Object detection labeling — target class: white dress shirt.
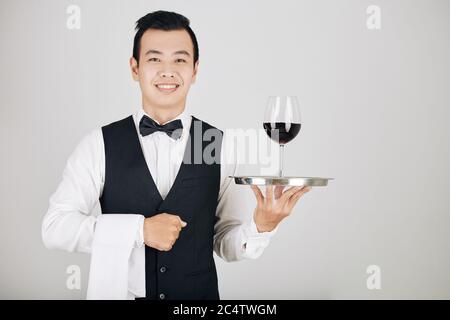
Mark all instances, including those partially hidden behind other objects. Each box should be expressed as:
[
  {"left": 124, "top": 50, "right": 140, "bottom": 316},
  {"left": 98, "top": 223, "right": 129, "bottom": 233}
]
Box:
[{"left": 42, "top": 107, "right": 277, "bottom": 299}]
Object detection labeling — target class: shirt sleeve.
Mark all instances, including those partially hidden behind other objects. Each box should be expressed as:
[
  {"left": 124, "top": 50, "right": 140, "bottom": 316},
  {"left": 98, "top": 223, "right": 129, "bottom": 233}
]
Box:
[
  {"left": 41, "top": 128, "right": 144, "bottom": 253},
  {"left": 213, "top": 132, "right": 278, "bottom": 262}
]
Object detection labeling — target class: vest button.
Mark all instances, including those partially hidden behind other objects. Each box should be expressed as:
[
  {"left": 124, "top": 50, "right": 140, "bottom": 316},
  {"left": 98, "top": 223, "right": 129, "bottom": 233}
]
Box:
[
  {"left": 159, "top": 293, "right": 166, "bottom": 300},
  {"left": 160, "top": 266, "right": 167, "bottom": 273}
]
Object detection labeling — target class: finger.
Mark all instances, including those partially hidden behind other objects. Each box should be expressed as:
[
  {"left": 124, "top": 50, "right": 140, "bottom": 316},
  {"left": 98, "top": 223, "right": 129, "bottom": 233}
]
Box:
[
  {"left": 176, "top": 216, "right": 187, "bottom": 228},
  {"left": 289, "top": 185, "right": 310, "bottom": 196},
  {"left": 250, "top": 185, "right": 264, "bottom": 203},
  {"left": 266, "top": 185, "right": 274, "bottom": 204},
  {"left": 287, "top": 187, "right": 311, "bottom": 209},
  {"left": 158, "top": 245, "right": 168, "bottom": 252},
  {"left": 274, "top": 186, "right": 285, "bottom": 200},
  {"left": 279, "top": 186, "right": 302, "bottom": 203}
]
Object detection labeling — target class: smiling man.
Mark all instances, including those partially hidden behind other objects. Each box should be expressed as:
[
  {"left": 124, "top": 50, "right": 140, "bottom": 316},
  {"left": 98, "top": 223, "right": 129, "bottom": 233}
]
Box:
[{"left": 42, "top": 10, "right": 311, "bottom": 300}]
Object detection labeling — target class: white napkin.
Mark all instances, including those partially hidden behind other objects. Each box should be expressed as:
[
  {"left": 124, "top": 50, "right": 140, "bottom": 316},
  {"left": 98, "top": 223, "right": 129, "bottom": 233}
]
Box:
[{"left": 87, "top": 214, "right": 145, "bottom": 300}]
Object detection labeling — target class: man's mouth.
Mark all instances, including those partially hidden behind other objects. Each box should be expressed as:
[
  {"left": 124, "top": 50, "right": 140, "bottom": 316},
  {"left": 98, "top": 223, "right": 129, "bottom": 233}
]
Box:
[{"left": 154, "top": 83, "right": 180, "bottom": 93}]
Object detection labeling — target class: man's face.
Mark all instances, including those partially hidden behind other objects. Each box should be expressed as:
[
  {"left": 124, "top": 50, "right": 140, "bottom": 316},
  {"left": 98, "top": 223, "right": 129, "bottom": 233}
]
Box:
[{"left": 130, "top": 29, "right": 198, "bottom": 110}]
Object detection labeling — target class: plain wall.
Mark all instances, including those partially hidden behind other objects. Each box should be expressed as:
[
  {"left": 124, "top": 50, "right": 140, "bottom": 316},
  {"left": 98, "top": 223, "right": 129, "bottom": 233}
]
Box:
[{"left": 0, "top": 0, "right": 449, "bottom": 299}]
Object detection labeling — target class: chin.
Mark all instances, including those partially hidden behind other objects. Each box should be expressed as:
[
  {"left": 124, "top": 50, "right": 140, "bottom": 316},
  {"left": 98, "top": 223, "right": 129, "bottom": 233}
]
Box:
[{"left": 152, "top": 99, "right": 183, "bottom": 109}]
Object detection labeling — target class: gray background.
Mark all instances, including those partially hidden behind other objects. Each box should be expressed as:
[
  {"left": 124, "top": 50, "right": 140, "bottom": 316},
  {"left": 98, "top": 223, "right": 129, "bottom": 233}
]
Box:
[{"left": 1, "top": 0, "right": 449, "bottom": 299}]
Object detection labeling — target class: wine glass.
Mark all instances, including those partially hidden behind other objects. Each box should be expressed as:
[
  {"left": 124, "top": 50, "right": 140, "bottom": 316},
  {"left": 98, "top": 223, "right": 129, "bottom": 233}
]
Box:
[{"left": 263, "top": 96, "right": 302, "bottom": 177}]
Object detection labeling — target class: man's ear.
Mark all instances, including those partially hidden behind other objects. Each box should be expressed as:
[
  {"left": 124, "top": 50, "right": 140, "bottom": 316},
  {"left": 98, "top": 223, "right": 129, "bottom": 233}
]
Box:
[
  {"left": 191, "top": 60, "right": 199, "bottom": 84},
  {"left": 130, "top": 57, "right": 139, "bottom": 81}
]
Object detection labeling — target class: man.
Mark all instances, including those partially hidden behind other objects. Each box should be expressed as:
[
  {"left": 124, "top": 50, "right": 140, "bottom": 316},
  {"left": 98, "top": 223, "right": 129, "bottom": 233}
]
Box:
[{"left": 42, "top": 10, "right": 311, "bottom": 300}]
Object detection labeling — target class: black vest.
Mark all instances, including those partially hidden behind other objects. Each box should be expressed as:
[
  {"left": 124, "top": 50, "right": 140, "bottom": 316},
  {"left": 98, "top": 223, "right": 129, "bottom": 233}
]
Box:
[{"left": 99, "top": 115, "right": 222, "bottom": 300}]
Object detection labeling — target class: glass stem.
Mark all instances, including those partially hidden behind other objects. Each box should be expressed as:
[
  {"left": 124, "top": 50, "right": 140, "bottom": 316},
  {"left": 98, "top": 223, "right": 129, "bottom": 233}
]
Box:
[{"left": 279, "top": 144, "right": 285, "bottom": 177}]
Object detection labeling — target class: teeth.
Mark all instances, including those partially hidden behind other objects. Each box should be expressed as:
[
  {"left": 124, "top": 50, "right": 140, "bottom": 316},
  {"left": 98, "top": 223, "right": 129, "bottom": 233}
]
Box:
[{"left": 156, "top": 84, "right": 178, "bottom": 89}]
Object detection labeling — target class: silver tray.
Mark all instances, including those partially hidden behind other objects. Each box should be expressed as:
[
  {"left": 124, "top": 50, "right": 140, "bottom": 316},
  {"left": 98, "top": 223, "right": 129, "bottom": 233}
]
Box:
[{"left": 229, "top": 175, "right": 333, "bottom": 187}]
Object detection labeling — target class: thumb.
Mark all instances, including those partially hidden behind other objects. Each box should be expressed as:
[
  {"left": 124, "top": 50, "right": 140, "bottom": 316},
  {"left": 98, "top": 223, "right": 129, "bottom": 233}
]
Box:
[{"left": 180, "top": 219, "right": 187, "bottom": 228}]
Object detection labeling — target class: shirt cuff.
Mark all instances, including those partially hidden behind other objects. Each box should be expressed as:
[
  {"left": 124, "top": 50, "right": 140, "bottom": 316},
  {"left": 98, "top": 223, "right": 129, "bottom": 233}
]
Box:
[
  {"left": 240, "top": 217, "right": 278, "bottom": 259},
  {"left": 249, "top": 216, "right": 278, "bottom": 238},
  {"left": 135, "top": 215, "right": 145, "bottom": 248}
]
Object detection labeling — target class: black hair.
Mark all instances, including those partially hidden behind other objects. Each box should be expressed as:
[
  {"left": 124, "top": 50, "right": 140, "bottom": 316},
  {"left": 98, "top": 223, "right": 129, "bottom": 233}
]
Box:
[{"left": 132, "top": 10, "right": 199, "bottom": 66}]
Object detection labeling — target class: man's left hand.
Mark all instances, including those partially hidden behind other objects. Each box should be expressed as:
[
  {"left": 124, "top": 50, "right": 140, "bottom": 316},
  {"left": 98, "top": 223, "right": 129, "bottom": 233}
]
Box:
[{"left": 250, "top": 185, "right": 311, "bottom": 233}]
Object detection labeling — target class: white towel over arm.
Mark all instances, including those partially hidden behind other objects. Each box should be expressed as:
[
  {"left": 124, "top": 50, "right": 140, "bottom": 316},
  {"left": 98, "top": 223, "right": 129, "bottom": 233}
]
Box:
[{"left": 87, "top": 214, "right": 145, "bottom": 300}]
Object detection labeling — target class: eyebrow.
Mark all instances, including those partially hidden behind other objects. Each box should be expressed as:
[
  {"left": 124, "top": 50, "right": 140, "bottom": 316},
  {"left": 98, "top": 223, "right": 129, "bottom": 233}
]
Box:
[{"left": 145, "top": 49, "right": 191, "bottom": 57}]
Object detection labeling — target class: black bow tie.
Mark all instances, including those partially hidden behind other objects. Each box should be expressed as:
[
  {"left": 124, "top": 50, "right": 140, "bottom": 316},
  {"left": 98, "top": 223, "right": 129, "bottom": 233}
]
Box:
[{"left": 139, "top": 115, "right": 183, "bottom": 140}]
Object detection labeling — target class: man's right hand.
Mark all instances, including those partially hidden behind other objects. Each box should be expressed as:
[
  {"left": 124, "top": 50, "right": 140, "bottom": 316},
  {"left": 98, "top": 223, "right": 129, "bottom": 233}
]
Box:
[{"left": 143, "top": 213, "right": 187, "bottom": 251}]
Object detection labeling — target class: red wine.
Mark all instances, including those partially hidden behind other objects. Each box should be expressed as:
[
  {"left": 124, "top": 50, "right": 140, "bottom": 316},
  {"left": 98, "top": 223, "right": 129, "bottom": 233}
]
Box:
[{"left": 263, "top": 122, "right": 301, "bottom": 144}]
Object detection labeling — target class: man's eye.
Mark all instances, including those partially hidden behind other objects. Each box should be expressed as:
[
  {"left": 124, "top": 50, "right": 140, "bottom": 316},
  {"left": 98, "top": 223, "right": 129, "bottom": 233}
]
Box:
[
  {"left": 175, "top": 59, "right": 186, "bottom": 63},
  {"left": 148, "top": 58, "right": 160, "bottom": 62}
]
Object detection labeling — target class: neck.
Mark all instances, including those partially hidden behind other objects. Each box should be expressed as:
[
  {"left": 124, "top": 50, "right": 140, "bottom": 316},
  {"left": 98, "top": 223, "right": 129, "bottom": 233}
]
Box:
[{"left": 142, "top": 102, "right": 185, "bottom": 124}]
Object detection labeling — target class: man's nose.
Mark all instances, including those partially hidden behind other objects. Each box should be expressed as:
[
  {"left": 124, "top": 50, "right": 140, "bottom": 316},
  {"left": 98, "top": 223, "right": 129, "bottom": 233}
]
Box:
[
  {"left": 158, "top": 68, "right": 176, "bottom": 78},
  {"left": 159, "top": 72, "right": 175, "bottom": 78}
]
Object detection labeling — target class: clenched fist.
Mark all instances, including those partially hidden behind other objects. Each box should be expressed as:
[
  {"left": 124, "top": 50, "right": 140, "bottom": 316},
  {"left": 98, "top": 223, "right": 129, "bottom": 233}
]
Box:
[{"left": 143, "top": 213, "right": 187, "bottom": 251}]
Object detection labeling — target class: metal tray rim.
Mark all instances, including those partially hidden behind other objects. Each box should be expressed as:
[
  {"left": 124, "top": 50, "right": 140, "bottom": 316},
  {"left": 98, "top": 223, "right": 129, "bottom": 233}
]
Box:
[{"left": 229, "top": 175, "right": 334, "bottom": 186}]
